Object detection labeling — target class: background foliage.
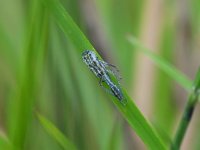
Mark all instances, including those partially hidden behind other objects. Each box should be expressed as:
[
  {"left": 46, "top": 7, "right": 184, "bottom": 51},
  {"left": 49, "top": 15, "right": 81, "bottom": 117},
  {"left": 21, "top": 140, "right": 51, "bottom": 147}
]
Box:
[{"left": 0, "top": 0, "right": 200, "bottom": 150}]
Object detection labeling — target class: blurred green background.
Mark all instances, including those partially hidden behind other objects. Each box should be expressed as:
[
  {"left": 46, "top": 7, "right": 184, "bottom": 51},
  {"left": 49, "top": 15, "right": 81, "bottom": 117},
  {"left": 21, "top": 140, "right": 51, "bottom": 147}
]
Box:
[{"left": 0, "top": 0, "right": 200, "bottom": 150}]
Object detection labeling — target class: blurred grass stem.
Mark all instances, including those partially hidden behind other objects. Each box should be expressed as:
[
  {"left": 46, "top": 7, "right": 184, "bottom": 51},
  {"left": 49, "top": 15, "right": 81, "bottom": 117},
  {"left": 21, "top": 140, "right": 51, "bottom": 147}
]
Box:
[{"left": 171, "top": 68, "right": 200, "bottom": 149}]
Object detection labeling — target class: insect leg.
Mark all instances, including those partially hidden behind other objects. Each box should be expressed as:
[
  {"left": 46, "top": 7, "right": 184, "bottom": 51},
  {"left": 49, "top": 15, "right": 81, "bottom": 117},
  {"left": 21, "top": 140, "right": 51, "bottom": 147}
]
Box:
[
  {"left": 99, "top": 76, "right": 104, "bottom": 86},
  {"left": 99, "top": 60, "right": 119, "bottom": 71},
  {"left": 99, "top": 60, "right": 122, "bottom": 81}
]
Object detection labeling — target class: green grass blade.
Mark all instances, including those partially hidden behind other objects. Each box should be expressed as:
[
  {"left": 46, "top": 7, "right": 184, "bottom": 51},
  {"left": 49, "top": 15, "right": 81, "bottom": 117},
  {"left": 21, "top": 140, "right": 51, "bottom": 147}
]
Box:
[
  {"left": 37, "top": 113, "right": 77, "bottom": 150},
  {"left": 7, "top": 1, "right": 49, "bottom": 148},
  {"left": 171, "top": 68, "right": 200, "bottom": 149},
  {"left": 42, "top": 0, "right": 93, "bottom": 52},
  {"left": 112, "top": 91, "right": 166, "bottom": 150},
  {"left": 42, "top": 0, "right": 166, "bottom": 149},
  {"left": 193, "top": 68, "right": 200, "bottom": 93},
  {"left": 0, "top": 133, "right": 12, "bottom": 150},
  {"left": 128, "top": 36, "right": 193, "bottom": 91}
]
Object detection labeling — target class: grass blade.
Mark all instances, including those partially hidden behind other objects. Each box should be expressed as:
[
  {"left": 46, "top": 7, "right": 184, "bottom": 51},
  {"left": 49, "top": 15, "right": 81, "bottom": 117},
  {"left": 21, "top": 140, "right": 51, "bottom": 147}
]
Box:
[
  {"left": 42, "top": 0, "right": 93, "bottom": 52},
  {"left": 42, "top": 0, "right": 166, "bottom": 149},
  {"left": 7, "top": 1, "right": 49, "bottom": 148},
  {"left": 128, "top": 36, "right": 193, "bottom": 91},
  {"left": 37, "top": 113, "right": 77, "bottom": 150},
  {"left": 171, "top": 68, "right": 200, "bottom": 149},
  {"left": 0, "top": 132, "right": 12, "bottom": 150}
]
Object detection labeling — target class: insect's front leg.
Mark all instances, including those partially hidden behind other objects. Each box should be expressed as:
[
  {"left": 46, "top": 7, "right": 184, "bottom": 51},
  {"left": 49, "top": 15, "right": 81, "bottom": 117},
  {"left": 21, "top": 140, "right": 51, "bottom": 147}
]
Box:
[{"left": 99, "top": 76, "right": 104, "bottom": 86}]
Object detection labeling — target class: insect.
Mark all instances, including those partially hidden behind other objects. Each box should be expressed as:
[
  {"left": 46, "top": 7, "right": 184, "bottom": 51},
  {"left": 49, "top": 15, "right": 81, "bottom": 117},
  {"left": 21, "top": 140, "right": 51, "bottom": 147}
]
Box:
[{"left": 82, "top": 50, "right": 126, "bottom": 105}]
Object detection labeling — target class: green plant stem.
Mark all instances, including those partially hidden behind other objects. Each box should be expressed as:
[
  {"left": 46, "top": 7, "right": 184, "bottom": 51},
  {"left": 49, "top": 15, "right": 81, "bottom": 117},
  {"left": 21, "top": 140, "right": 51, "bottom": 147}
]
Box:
[
  {"left": 171, "top": 95, "right": 197, "bottom": 149},
  {"left": 171, "top": 68, "right": 200, "bottom": 150}
]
